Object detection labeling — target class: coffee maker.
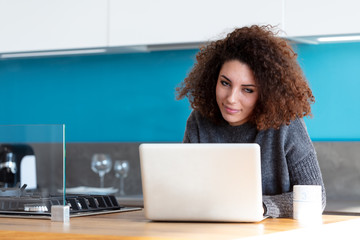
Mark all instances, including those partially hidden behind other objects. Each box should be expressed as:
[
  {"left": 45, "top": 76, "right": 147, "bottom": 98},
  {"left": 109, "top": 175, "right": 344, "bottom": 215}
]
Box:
[{"left": 0, "top": 144, "right": 37, "bottom": 189}]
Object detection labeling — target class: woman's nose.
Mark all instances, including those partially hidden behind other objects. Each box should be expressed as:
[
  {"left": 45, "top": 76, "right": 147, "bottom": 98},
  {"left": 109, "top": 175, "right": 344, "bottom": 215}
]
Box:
[{"left": 227, "top": 90, "right": 238, "bottom": 104}]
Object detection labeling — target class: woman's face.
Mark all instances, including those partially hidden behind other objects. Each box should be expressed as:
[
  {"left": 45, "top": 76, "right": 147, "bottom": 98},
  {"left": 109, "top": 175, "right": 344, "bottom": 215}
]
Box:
[{"left": 216, "top": 60, "right": 259, "bottom": 126}]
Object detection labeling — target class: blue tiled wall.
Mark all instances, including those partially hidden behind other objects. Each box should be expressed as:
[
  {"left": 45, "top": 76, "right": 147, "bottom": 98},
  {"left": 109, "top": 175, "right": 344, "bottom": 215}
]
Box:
[
  {"left": 0, "top": 50, "right": 195, "bottom": 142},
  {"left": 1, "top": 42, "right": 360, "bottom": 142},
  {"left": 296, "top": 42, "right": 360, "bottom": 141}
]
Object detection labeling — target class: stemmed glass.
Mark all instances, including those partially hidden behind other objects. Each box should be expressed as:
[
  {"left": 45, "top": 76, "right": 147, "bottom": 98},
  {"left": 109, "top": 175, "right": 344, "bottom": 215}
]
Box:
[
  {"left": 114, "top": 160, "right": 130, "bottom": 196},
  {"left": 91, "top": 154, "right": 112, "bottom": 188}
]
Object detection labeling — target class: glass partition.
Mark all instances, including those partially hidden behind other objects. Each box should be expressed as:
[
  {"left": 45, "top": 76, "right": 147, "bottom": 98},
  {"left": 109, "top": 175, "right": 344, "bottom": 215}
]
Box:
[{"left": 0, "top": 124, "right": 65, "bottom": 216}]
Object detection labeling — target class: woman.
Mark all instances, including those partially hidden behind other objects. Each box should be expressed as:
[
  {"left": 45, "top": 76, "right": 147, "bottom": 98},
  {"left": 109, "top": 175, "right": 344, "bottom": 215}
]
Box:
[{"left": 176, "top": 25, "right": 326, "bottom": 218}]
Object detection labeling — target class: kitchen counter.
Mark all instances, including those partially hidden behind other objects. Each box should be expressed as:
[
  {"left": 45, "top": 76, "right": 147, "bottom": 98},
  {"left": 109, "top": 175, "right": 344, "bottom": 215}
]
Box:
[
  {"left": 325, "top": 199, "right": 360, "bottom": 215},
  {"left": 0, "top": 210, "right": 359, "bottom": 240},
  {"left": 117, "top": 194, "right": 143, "bottom": 207}
]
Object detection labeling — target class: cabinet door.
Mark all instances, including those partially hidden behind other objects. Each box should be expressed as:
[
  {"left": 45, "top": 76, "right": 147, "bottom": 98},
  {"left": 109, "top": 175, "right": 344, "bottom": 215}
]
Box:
[
  {"left": 284, "top": 0, "right": 360, "bottom": 37},
  {"left": 109, "top": 0, "right": 283, "bottom": 47},
  {"left": 0, "top": 0, "right": 107, "bottom": 53}
]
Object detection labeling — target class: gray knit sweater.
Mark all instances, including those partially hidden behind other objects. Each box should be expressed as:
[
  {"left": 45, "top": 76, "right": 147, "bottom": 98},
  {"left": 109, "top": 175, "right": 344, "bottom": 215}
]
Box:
[{"left": 183, "top": 110, "right": 326, "bottom": 218}]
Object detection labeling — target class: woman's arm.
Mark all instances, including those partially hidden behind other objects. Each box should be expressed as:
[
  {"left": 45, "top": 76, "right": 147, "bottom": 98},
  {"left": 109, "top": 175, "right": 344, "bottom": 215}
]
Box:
[{"left": 263, "top": 151, "right": 326, "bottom": 218}]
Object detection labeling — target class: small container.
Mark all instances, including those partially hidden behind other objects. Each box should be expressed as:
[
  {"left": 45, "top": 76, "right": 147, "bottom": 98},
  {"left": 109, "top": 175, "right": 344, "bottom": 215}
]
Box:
[{"left": 293, "top": 185, "right": 322, "bottom": 223}]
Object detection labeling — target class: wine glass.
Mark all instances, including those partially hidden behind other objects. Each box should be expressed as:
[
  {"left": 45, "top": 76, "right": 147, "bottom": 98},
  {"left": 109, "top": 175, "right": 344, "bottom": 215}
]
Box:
[
  {"left": 91, "top": 154, "right": 112, "bottom": 188},
  {"left": 114, "top": 160, "right": 130, "bottom": 196}
]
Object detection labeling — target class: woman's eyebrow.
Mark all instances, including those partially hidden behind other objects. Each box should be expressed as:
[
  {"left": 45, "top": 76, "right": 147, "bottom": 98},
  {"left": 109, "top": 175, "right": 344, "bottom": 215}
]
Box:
[
  {"left": 221, "top": 75, "right": 256, "bottom": 87},
  {"left": 220, "top": 75, "right": 232, "bottom": 82}
]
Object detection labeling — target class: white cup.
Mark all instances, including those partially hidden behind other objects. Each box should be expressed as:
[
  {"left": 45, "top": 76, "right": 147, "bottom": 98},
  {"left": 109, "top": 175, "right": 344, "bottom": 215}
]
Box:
[{"left": 293, "top": 185, "right": 322, "bottom": 223}]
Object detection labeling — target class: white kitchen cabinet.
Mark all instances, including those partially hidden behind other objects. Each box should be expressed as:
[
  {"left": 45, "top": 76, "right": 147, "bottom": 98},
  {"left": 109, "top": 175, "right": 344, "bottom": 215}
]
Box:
[
  {"left": 0, "top": 0, "right": 107, "bottom": 53},
  {"left": 6, "top": 0, "right": 360, "bottom": 56},
  {"left": 284, "top": 0, "right": 360, "bottom": 37},
  {"left": 108, "top": 0, "right": 283, "bottom": 47}
]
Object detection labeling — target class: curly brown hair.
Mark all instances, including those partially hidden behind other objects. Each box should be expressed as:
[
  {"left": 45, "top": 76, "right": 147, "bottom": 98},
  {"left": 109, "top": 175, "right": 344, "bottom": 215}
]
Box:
[{"left": 176, "top": 25, "right": 314, "bottom": 130}]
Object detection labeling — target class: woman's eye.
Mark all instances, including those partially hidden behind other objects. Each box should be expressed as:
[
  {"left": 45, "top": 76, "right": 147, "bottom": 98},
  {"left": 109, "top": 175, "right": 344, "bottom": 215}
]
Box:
[
  {"left": 221, "top": 80, "right": 230, "bottom": 86},
  {"left": 244, "top": 88, "right": 254, "bottom": 93}
]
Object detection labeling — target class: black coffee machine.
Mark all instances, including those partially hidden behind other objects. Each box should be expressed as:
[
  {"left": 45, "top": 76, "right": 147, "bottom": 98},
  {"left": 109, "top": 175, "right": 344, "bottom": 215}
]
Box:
[{"left": 0, "top": 144, "right": 35, "bottom": 188}]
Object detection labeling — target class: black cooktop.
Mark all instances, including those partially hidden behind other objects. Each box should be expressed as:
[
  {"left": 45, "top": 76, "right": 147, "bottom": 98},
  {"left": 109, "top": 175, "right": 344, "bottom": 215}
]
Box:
[{"left": 0, "top": 184, "right": 141, "bottom": 218}]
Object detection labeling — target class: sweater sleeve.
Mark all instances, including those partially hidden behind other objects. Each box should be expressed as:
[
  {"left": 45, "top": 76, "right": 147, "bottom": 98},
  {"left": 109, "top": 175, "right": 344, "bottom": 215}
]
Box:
[{"left": 263, "top": 151, "right": 326, "bottom": 218}]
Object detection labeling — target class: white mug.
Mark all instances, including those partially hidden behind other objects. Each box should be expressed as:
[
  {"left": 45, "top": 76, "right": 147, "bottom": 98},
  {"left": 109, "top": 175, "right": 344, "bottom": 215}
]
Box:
[{"left": 293, "top": 185, "right": 322, "bottom": 222}]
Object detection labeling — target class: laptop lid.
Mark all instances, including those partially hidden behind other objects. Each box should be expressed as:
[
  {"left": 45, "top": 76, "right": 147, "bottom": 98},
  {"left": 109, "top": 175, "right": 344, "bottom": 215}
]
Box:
[{"left": 139, "top": 143, "right": 264, "bottom": 222}]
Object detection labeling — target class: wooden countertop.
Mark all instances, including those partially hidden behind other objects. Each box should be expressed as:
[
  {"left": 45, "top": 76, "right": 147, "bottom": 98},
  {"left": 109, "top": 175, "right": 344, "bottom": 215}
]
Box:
[{"left": 0, "top": 210, "right": 359, "bottom": 240}]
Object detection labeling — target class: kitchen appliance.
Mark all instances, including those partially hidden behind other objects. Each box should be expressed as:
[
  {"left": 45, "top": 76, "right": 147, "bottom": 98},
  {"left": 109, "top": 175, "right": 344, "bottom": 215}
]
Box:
[
  {"left": 0, "top": 144, "right": 37, "bottom": 189},
  {"left": 0, "top": 184, "right": 140, "bottom": 218}
]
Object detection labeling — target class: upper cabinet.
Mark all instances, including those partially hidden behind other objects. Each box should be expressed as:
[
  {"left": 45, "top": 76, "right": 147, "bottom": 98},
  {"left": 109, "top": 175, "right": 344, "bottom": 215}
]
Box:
[
  {"left": 2, "top": 0, "right": 360, "bottom": 55},
  {"left": 108, "top": 0, "right": 283, "bottom": 47},
  {"left": 284, "top": 0, "right": 360, "bottom": 37},
  {"left": 0, "top": 0, "right": 107, "bottom": 53}
]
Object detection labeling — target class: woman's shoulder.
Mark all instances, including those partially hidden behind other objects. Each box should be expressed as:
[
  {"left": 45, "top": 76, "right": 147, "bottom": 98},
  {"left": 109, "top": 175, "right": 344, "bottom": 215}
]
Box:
[
  {"left": 285, "top": 117, "right": 310, "bottom": 136},
  {"left": 257, "top": 117, "right": 312, "bottom": 145},
  {"left": 184, "top": 110, "right": 214, "bottom": 143},
  {"left": 187, "top": 110, "right": 212, "bottom": 125},
  {"left": 281, "top": 117, "right": 314, "bottom": 149},
  {"left": 185, "top": 110, "right": 208, "bottom": 131},
  {"left": 261, "top": 117, "right": 306, "bottom": 134}
]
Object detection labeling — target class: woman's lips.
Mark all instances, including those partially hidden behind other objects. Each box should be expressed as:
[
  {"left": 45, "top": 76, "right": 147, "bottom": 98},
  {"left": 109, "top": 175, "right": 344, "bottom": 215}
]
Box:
[{"left": 224, "top": 105, "right": 240, "bottom": 114}]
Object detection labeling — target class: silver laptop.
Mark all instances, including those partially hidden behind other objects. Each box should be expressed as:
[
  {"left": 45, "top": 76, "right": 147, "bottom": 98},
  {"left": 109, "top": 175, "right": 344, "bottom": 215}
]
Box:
[{"left": 139, "top": 143, "right": 265, "bottom": 222}]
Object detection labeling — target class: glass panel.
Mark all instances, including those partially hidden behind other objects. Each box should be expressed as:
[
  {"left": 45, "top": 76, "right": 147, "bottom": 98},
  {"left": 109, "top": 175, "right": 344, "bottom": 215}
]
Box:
[{"left": 0, "top": 124, "right": 65, "bottom": 215}]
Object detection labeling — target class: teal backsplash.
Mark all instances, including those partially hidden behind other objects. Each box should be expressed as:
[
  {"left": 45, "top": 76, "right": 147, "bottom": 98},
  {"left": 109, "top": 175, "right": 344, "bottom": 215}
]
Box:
[
  {"left": 1, "top": 42, "right": 360, "bottom": 142},
  {"left": 1, "top": 50, "right": 195, "bottom": 142},
  {"left": 296, "top": 42, "right": 360, "bottom": 141}
]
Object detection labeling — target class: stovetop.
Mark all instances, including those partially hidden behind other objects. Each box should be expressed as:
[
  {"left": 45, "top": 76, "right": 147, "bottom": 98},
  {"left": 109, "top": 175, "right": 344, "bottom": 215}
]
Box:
[{"left": 0, "top": 184, "right": 141, "bottom": 218}]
